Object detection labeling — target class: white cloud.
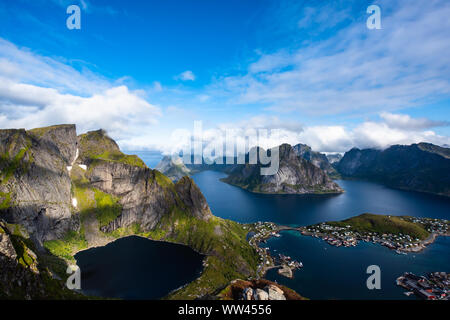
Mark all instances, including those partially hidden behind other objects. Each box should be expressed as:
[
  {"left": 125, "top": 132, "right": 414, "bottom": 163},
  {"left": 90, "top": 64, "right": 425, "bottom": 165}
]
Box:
[
  {"left": 148, "top": 113, "right": 450, "bottom": 155},
  {"left": 300, "top": 117, "right": 450, "bottom": 152},
  {"left": 175, "top": 70, "right": 196, "bottom": 81},
  {"left": 299, "top": 126, "right": 353, "bottom": 153},
  {"left": 152, "top": 81, "right": 163, "bottom": 92},
  {"left": 379, "top": 112, "right": 449, "bottom": 130},
  {"left": 0, "top": 38, "right": 108, "bottom": 96},
  {"left": 351, "top": 122, "right": 449, "bottom": 151},
  {"left": 0, "top": 38, "right": 161, "bottom": 140}
]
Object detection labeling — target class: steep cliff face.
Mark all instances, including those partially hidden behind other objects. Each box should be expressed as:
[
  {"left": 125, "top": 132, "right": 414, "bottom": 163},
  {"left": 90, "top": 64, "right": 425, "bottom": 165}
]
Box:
[
  {"left": 336, "top": 143, "right": 450, "bottom": 196},
  {"left": 222, "top": 144, "right": 343, "bottom": 194},
  {"left": 175, "top": 176, "right": 212, "bottom": 221},
  {"left": 0, "top": 220, "right": 81, "bottom": 299},
  {"left": 0, "top": 125, "right": 213, "bottom": 247},
  {"left": 0, "top": 125, "right": 78, "bottom": 248},
  {"left": 0, "top": 125, "right": 259, "bottom": 300},
  {"left": 76, "top": 130, "right": 212, "bottom": 233}
]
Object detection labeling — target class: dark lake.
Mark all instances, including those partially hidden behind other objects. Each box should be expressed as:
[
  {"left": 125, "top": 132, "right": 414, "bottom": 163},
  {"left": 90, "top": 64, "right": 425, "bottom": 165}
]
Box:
[
  {"left": 75, "top": 236, "right": 204, "bottom": 300},
  {"left": 191, "top": 170, "right": 450, "bottom": 300}
]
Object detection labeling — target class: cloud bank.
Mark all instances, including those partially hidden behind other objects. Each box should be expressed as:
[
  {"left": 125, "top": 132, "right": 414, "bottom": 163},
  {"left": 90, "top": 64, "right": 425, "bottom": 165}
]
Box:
[
  {"left": 156, "top": 112, "right": 450, "bottom": 156},
  {"left": 0, "top": 39, "right": 161, "bottom": 140}
]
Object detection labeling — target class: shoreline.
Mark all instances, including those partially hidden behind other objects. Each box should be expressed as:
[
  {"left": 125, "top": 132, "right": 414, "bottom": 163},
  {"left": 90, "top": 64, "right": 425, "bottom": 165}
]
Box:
[
  {"left": 267, "top": 226, "right": 450, "bottom": 254},
  {"left": 71, "top": 233, "right": 210, "bottom": 299},
  {"left": 220, "top": 178, "right": 345, "bottom": 196}
]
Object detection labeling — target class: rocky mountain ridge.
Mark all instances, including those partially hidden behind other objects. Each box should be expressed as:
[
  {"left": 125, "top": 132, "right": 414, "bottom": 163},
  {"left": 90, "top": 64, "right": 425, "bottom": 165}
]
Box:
[
  {"left": 0, "top": 125, "right": 79, "bottom": 248},
  {"left": 156, "top": 144, "right": 342, "bottom": 194},
  {"left": 292, "top": 143, "right": 338, "bottom": 177},
  {"left": 335, "top": 142, "right": 450, "bottom": 197},
  {"left": 0, "top": 124, "right": 261, "bottom": 300},
  {"left": 222, "top": 144, "right": 343, "bottom": 194}
]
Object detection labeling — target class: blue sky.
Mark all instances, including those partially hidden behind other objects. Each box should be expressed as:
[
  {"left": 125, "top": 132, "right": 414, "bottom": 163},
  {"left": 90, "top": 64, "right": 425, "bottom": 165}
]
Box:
[{"left": 0, "top": 0, "right": 449, "bottom": 153}]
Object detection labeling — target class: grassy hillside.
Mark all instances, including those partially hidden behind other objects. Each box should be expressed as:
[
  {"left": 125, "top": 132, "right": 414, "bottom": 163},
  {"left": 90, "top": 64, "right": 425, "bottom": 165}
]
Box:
[
  {"left": 0, "top": 221, "right": 86, "bottom": 299},
  {"left": 1, "top": 127, "right": 260, "bottom": 300},
  {"left": 327, "top": 213, "right": 430, "bottom": 240},
  {"left": 78, "top": 129, "right": 146, "bottom": 168},
  {"left": 150, "top": 210, "right": 259, "bottom": 299},
  {"left": 43, "top": 150, "right": 259, "bottom": 299}
]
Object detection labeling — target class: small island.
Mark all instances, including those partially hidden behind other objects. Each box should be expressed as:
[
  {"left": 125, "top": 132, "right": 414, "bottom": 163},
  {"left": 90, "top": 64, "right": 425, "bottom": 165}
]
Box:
[
  {"left": 244, "top": 213, "right": 449, "bottom": 282},
  {"left": 298, "top": 213, "right": 449, "bottom": 254}
]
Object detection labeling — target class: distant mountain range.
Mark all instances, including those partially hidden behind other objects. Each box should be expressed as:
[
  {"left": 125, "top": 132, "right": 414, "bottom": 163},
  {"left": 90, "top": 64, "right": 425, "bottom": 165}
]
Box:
[
  {"left": 156, "top": 142, "right": 450, "bottom": 197},
  {"left": 335, "top": 142, "right": 450, "bottom": 197},
  {"left": 292, "top": 143, "right": 339, "bottom": 178},
  {"left": 221, "top": 144, "right": 343, "bottom": 194},
  {"left": 157, "top": 143, "right": 344, "bottom": 195}
]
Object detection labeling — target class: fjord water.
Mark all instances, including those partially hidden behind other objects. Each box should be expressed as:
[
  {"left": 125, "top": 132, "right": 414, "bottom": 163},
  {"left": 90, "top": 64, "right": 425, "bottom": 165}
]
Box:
[
  {"left": 75, "top": 236, "right": 204, "bottom": 299},
  {"left": 192, "top": 171, "right": 450, "bottom": 225},
  {"left": 264, "top": 231, "right": 450, "bottom": 300},
  {"left": 191, "top": 170, "right": 450, "bottom": 299}
]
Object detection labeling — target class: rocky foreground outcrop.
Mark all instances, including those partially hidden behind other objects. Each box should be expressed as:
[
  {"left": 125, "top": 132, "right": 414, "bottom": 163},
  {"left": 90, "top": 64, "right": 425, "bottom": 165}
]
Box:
[
  {"left": 0, "top": 220, "right": 80, "bottom": 299},
  {"left": 222, "top": 144, "right": 343, "bottom": 194},
  {"left": 336, "top": 143, "right": 450, "bottom": 197},
  {"left": 219, "top": 279, "right": 305, "bottom": 300}
]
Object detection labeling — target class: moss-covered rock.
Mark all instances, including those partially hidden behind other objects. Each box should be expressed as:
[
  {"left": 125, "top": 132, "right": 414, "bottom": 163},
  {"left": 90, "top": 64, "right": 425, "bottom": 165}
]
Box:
[{"left": 0, "top": 220, "right": 85, "bottom": 299}]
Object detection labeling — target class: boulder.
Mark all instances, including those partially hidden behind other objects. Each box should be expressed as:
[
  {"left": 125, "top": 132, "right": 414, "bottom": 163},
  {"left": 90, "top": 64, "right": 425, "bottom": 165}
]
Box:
[
  {"left": 265, "top": 284, "right": 286, "bottom": 300},
  {"left": 254, "top": 288, "right": 268, "bottom": 300},
  {"left": 242, "top": 287, "right": 254, "bottom": 300}
]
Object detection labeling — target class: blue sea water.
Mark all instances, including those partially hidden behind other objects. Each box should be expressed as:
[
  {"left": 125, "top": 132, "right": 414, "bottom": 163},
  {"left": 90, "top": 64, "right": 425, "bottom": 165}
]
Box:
[
  {"left": 190, "top": 170, "right": 450, "bottom": 300},
  {"left": 263, "top": 231, "right": 450, "bottom": 300},
  {"left": 191, "top": 171, "right": 450, "bottom": 225},
  {"left": 84, "top": 153, "right": 449, "bottom": 300}
]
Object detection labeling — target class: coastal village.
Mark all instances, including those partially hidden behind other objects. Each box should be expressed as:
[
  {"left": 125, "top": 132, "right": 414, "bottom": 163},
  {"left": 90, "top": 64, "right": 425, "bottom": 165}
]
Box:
[
  {"left": 397, "top": 272, "right": 449, "bottom": 300},
  {"left": 298, "top": 217, "right": 449, "bottom": 254},
  {"left": 247, "top": 222, "right": 303, "bottom": 279},
  {"left": 246, "top": 216, "right": 449, "bottom": 300}
]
